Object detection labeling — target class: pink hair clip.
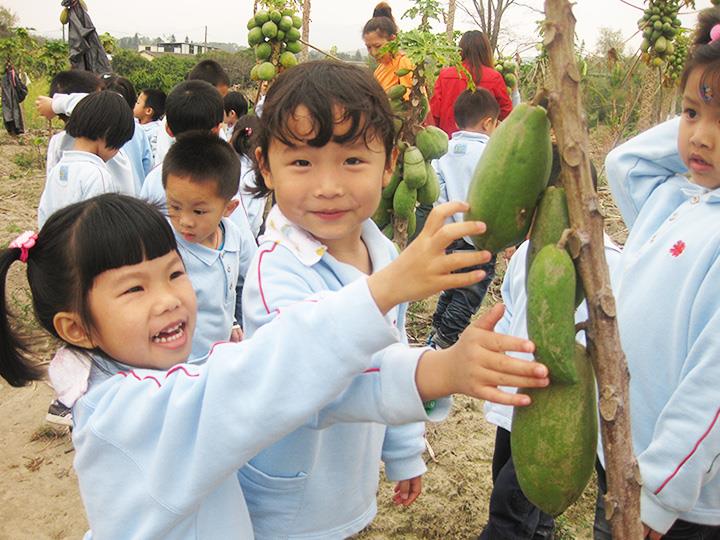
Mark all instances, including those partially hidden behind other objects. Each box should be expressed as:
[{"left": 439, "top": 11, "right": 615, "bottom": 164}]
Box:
[
  {"left": 710, "top": 23, "right": 720, "bottom": 44},
  {"left": 244, "top": 126, "right": 253, "bottom": 137},
  {"left": 9, "top": 230, "right": 37, "bottom": 263}
]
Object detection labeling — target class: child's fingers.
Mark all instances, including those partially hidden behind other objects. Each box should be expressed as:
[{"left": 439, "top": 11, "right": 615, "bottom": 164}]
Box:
[
  {"left": 475, "top": 367, "right": 549, "bottom": 390},
  {"left": 430, "top": 220, "right": 486, "bottom": 249},
  {"left": 468, "top": 325, "right": 535, "bottom": 355},
  {"left": 479, "top": 350, "right": 548, "bottom": 378},
  {"left": 421, "top": 201, "right": 470, "bottom": 235},
  {"left": 474, "top": 387, "right": 535, "bottom": 407},
  {"left": 473, "top": 303, "right": 506, "bottom": 331},
  {"left": 437, "top": 249, "right": 491, "bottom": 273}
]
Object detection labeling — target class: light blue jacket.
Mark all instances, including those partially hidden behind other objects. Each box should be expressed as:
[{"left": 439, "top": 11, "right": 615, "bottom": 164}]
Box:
[
  {"left": 70, "top": 279, "right": 450, "bottom": 539},
  {"left": 240, "top": 207, "right": 428, "bottom": 539},
  {"left": 435, "top": 130, "right": 490, "bottom": 245},
  {"left": 175, "top": 218, "right": 257, "bottom": 361},
  {"left": 124, "top": 120, "right": 153, "bottom": 190},
  {"left": 606, "top": 117, "right": 720, "bottom": 532}
]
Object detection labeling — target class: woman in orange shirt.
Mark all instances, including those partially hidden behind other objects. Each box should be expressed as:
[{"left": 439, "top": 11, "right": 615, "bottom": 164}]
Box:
[{"left": 362, "top": 3, "right": 413, "bottom": 92}]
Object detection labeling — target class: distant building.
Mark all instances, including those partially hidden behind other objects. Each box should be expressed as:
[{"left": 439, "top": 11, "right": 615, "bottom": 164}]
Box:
[{"left": 137, "top": 42, "right": 217, "bottom": 56}]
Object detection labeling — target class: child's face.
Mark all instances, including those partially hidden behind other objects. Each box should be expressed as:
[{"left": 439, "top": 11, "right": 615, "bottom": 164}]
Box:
[
  {"left": 224, "top": 110, "right": 237, "bottom": 127},
  {"left": 679, "top": 67, "right": 720, "bottom": 190},
  {"left": 133, "top": 92, "right": 148, "bottom": 120},
  {"left": 258, "top": 105, "right": 394, "bottom": 254},
  {"left": 363, "top": 31, "right": 392, "bottom": 63},
  {"left": 166, "top": 174, "right": 238, "bottom": 248},
  {"left": 86, "top": 251, "right": 196, "bottom": 369}
]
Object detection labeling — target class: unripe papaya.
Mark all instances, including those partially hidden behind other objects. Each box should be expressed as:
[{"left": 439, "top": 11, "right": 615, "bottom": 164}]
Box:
[
  {"left": 407, "top": 210, "right": 417, "bottom": 237},
  {"left": 280, "top": 51, "right": 298, "bottom": 68},
  {"left": 417, "top": 163, "right": 440, "bottom": 205},
  {"left": 60, "top": 8, "right": 69, "bottom": 24},
  {"left": 257, "top": 62, "right": 277, "bottom": 81},
  {"left": 254, "top": 10, "right": 270, "bottom": 25},
  {"left": 248, "top": 27, "right": 264, "bottom": 46},
  {"left": 372, "top": 196, "right": 393, "bottom": 229},
  {"left": 396, "top": 68, "right": 411, "bottom": 77},
  {"left": 387, "top": 84, "right": 407, "bottom": 100},
  {"left": 247, "top": 17, "right": 258, "bottom": 30},
  {"left": 403, "top": 146, "right": 427, "bottom": 189},
  {"left": 255, "top": 42, "right": 272, "bottom": 61},
  {"left": 292, "top": 15, "right": 303, "bottom": 29},
  {"left": 511, "top": 343, "right": 597, "bottom": 516},
  {"left": 527, "top": 244, "right": 578, "bottom": 385},
  {"left": 261, "top": 21, "right": 278, "bottom": 39},
  {"left": 464, "top": 103, "right": 552, "bottom": 253},
  {"left": 382, "top": 165, "right": 403, "bottom": 200},
  {"left": 416, "top": 126, "right": 449, "bottom": 160},
  {"left": 285, "top": 40, "right": 302, "bottom": 54},
  {"left": 286, "top": 27, "right": 301, "bottom": 41},
  {"left": 279, "top": 15, "right": 293, "bottom": 32},
  {"left": 382, "top": 223, "right": 394, "bottom": 240},
  {"left": 393, "top": 181, "right": 417, "bottom": 219}
]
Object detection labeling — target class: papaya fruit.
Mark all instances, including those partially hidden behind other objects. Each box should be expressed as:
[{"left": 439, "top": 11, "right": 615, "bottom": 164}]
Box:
[
  {"left": 382, "top": 223, "right": 394, "bottom": 240},
  {"left": 407, "top": 210, "right": 417, "bottom": 237},
  {"left": 276, "top": 30, "right": 286, "bottom": 42},
  {"left": 526, "top": 244, "right": 578, "bottom": 385},
  {"left": 292, "top": 15, "right": 303, "bottom": 29},
  {"left": 464, "top": 103, "right": 552, "bottom": 253},
  {"left": 269, "top": 9, "right": 282, "bottom": 23},
  {"left": 256, "top": 62, "right": 277, "bottom": 81},
  {"left": 417, "top": 163, "right": 440, "bottom": 205},
  {"left": 255, "top": 42, "right": 272, "bottom": 61},
  {"left": 382, "top": 165, "right": 403, "bottom": 200},
  {"left": 60, "top": 8, "right": 69, "bottom": 24},
  {"left": 261, "top": 21, "right": 278, "bottom": 39},
  {"left": 286, "top": 27, "right": 301, "bottom": 41},
  {"left": 254, "top": 10, "right": 270, "bottom": 25},
  {"left": 387, "top": 84, "right": 407, "bottom": 100},
  {"left": 415, "top": 126, "right": 449, "bottom": 161},
  {"left": 372, "top": 196, "right": 393, "bottom": 229},
  {"left": 511, "top": 343, "right": 597, "bottom": 516},
  {"left": 280, "top": 51, "right": 298, "bottom": 68},
  {"left": 396, "top": 68, "right": 411, "bottom": 77},
  {"left": 285, "top": 40, "right": 302, "bottom": 54},
  {"left": 393, "top": 181, "right": 417, "bottom": 219},
  {"left": 279, "top": 15, "right": 293, "bottom": 32},
  {"left": 403, "top": 146, "right": 427, "bottom": 189},
  {"left": 248, "top": 27, "right": 264, "bottom": 46},
  {"left": 247, "top": 17, "right": 258, "bottom": 30}
]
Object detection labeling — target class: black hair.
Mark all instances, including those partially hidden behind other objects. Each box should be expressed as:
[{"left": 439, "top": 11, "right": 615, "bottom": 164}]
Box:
[
  {"left": 680, "top": 7, "right": 720, "bottom": 99},
  {"left": 0, "top": 194, "right": 178, "bottom": 387},
  {"left": 187, "top": 59, "right": 230, "bottom": 88},
  {"left": 49, "top": 69, "right": 102, "bottom": 97},
  {"left": 101, "top": 74, "right": 137, "bottom": 110},
  {"left": 224, "top": 91, "right": 249, "bottom": 117},
  {"left": 162, "top": 131, "right": 240, "bottom": 200},
  {"left": 362, "top": 2, "right": 397, "bottom": 38},
  {"left": 65, "top": 91, "right": 135, "bottom": 150},
  {"left": 454, "top": 88, "right": 499, "bottom": 129},
  {"left": 141, "top": 89, "right": 167, "bottom": 121},
  {"left": 230, "top": 114, "right": 260, "bottom": 160},
  {"left": 459, "top": 31, "right": 494, "bottom": 85},
  {"left": 254, "top": 61, "right": 396, "bottom": 197},
  {"left": 165, "top": 80, "right": 224, "bottom": 136}
]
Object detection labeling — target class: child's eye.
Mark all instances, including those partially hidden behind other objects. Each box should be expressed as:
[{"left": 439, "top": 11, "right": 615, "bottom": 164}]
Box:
[
  {"left": 122, "top": 285, "right": 144, "bottom": 295},
  {"left": 292, "top": 159, "right": 311, "bottom": 167},
  {"left": 170, "top": 270, "right": 185, "bottom": 280},
  {"left": 345, "top": 157, "right": 365, "bottom": 165},
  {"left": 684, "top": 108, "right": 697, "bottom": 119},
  {"left": 194, "top": 209, "right": 207, "bottom": 215}
]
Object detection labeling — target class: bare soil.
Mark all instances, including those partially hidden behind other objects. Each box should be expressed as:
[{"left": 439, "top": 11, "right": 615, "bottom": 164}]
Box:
[{"left": 0, "top": 130, "right": 624, "bottom": 539}]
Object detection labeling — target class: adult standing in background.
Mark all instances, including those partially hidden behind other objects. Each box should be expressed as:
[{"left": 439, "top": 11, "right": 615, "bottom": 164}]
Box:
[
  {"left": 430, "top": 31, "right": 513, "bottom": 136},
  {"left": 362, "top": 3, "right": 413, "bottom": 93}
]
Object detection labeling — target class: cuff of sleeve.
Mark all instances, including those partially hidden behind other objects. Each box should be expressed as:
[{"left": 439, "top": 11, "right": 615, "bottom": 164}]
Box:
[
  {"left": 385, "top": 454, "right": 427, "bottom": 482},
  {"left": 641, "top": 488, "right": 680, "bottom": 535}
]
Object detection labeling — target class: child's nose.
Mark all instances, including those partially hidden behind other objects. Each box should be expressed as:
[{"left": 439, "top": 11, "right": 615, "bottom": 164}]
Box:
[
  {"left": 315, "top": 172, "right": 343, "bottom": 197},
  {"left": 154, "top": 285, "right": 182, "bottom": 315}
]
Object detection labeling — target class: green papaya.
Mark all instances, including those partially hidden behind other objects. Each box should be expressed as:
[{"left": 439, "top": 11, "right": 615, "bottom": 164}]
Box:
[
  {"left": 417, "top": 163, "right": 440, "bottom": 205},
  {"left": 393, "top": 181, "right": 417, "bottom": 219},
  {"left": 464, "top": 103, "right": 552, "bottom": 253},
  {"left": 247, "top": 17, "right": 258, "bottom": 30},
  {"left": 255, "top": 42, "right": 272, "bottom": 61},
  {"left": 372, "top": 196, "right": 393, "bottom": 229},
  {"left": 527, "top": 244, "right": 578, "bottom": 385},
  {"left": 279, "top": 15, "right": 293, "bottom": 32},
  {"left": 261, "top": 21, "right": 278, "bottom": 39},
  {"left": 407, "top": 210, "right": 417, "bottom": 237},
  {"left": 60, "top": 8, "right": 69, "bottom": 24},
  {"left": 382, "top": 165, "right": 403, "bottom": 200},
  {"left": 248, "top": 27, "right": 264, "bottom": 46},
  {"left": 256, "top": 62, "right": 277, "bottom": 81},
  {"left": 395, "top": 68, "right": 411, "bottom": 77},
  {"left": 276, "top": 30, "right": 286, "bottom": 41},
  {"left": 280, "top": 51, "right": 298, "bottom": 68},
  {"left": 415, "top": 126, "right": 449, "bottom": 161},
  {"left": 382, "top": 223, "right": 394, "bottom": 240},
  {"left": 511, "top": 343, "right": 597, "bottom": 516},
  {"left": 269, "top": 9, "right": 282, "bottom": 23},
  {"left": 285, "top": 40, "right": 302, "bottom": 54},
  {"left": 292, "top": 15, "right": 303, "bottom": 29},
  {"left": 403, "top": 146, "right": 427, "bottom": 189},
  {"left": 254, "top": 10, "right": 270, "bottom": 25},
  {"left": 387, "top": 84, "right": 407, "bottom": 100},
  {"left": 286, "top": 27, "right": 301, "bottom": 41}
]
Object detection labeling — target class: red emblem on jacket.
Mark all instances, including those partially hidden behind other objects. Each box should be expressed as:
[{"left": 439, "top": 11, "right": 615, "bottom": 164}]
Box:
[{"left": 670, "top": 240, "right": 686, "bottom": 257}]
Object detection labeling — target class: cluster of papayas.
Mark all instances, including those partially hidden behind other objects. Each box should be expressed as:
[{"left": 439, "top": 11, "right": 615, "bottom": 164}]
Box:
[
  {"left": 494, "top": 57, "right": 518, "bottom": 96},
  {"left": 60, "top": 0, "right": 87, "bottom": 24},
  {"left": 638, "top": 0, "right": 683, "bottom": 67},
  {"left": 663, "top": 30, "right": 689, "bottom": 86},
  {"left": 248, "top": 5, "right": 302, "bottom": 82},
  {"left": 386, "top": 72, "right": 428, "bottom": 120},
  {"left": 372, "top": 124, "right": 447, "bottom": 239}
]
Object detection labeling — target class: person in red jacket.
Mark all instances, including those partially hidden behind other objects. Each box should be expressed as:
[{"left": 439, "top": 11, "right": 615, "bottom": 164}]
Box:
[{"left": 430, "top": 31, "right": 513, "bottom": 136}]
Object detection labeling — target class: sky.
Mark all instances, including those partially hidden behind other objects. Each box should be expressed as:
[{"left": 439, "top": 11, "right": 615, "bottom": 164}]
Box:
[{"left": 5, "top": 0, "right": 718, "bottom": 57}]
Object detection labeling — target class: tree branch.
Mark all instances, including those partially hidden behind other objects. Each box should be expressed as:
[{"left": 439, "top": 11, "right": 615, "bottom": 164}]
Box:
[{"left": 542, "top": 1, "right": 643, "bottom": 538}]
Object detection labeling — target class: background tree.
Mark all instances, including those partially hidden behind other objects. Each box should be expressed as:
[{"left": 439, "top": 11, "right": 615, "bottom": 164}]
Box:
[
  {"left": 301, "top": 0, "right": 311, "bottom": 62},
  {"left": 445, "top": 0, "right": 456, "bottom": 40},
  {"left": 459, "top": 0, "right": 518, "bottom": 50},
  {"left": 0, "top": 5, "right": 17, "bottom": 38}
]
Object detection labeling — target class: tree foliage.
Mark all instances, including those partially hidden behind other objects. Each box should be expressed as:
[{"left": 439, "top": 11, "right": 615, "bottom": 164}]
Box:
[{"left": 0, "top": 27, "right": 69, "bottom": 78}]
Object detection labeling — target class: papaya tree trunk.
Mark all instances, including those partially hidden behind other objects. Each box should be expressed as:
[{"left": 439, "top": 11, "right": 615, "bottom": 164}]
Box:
[
  {"left": 301, "top": 0, "right": 311, "bottom": 62},
  {"left": 446, "top": 0, "right": 456, "bottom": 41},
  {"left": 542, "top": 2, "right": 643, "bottom": 538},
  {"left": 636, "top": 67, "right": 661, "bottom": 132}
]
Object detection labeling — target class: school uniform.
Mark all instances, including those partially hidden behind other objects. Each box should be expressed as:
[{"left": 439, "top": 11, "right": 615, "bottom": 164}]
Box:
[
  {"left": 231, "top": 154, "right": 267, "bottom": 239},
  {"left": 175, "top": 218, "right": 257, "bottom": 361},
  {"left": 139, "top": 119, "right": 163, "bottom": 164},
  {"left": 38, "top": 151, "right": 118, "bottom": 227},
  {"left": 239, "top": 206, "right": 427, "bottom": 539},
  {"left": 124, "top": 120, "right": 153, "bottom": 190},
  {"left": 139, "top": 163, "right": 164, "bottom": 206},
  {"left": 598, "top": 117, "right": 720, "bottom": 536},
  {"left": 48, "top": 279, "right": 451, "bottom": 539},
  {"left": 154, "top": 116, "right": 174, "bottom": 165}
]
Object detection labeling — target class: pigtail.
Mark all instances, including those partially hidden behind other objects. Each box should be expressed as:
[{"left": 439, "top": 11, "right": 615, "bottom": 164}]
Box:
[
  {"left": 681, "top": 6, "right": 720, "bottom": 92},
  {"left": 230, "top": 114, "right": 260, "bottom": 161},
  {"left": 0, "top": 248, "right": 44, "bottom": 387}
]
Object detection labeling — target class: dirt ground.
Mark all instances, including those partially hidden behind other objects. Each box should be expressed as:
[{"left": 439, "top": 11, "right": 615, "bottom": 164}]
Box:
[{"left": 0, "top": 129, "right": 624, "bottom": 539}]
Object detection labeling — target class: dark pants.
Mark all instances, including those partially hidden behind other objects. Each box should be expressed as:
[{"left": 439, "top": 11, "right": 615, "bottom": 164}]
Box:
[
  {"left": 409, "top": 202, "right": 433, "bottom": 243},
  {"left": 479, "top": 427, "right": 555, "bottom": 540},
  {"left": 594, "top": 463, "right": 720, "bottom": 540},
  {"left": 430, "top": 240, "right": 496, "bottom": 348}
]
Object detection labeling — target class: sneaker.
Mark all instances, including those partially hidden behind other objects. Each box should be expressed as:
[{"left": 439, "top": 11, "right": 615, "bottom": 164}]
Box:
[{"left": 46, "top": 399, "right": 73, "bottom": 427}]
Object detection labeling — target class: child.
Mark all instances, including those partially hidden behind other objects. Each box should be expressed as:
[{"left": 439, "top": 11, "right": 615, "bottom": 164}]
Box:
[
  {"left": 480, "top": 161, "right": 621, "bottom": 540},
  {"left": 239, "top": 60, "right": 453, "bottom": 539},
  {"left": 162, "top": 131, "right": 253, "bottom": 360},
  {"left": 595, "top": 8, "right": 720, "bottom": 538},
  {"left": 223, "top": 91, "right": 248, "bottom": 141},
  {"left": 428, "top": 88, "right": 499, "bottom": 350},
  {"left": 0, "top": 193, "right": 549, "bottom": 537},
  {"left": 38, "top": 91, "right": 134, "bottom": 228},
  {"left": 229, "top": 114, "right": 266, "bottom": 239},
  {"left": 133, "top": 88, "right": 166, "bottom": 164}
]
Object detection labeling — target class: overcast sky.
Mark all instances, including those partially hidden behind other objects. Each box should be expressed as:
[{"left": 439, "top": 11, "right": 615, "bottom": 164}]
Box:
[{"left": 5, "top": 0, "right": 717, "bottom": 56}]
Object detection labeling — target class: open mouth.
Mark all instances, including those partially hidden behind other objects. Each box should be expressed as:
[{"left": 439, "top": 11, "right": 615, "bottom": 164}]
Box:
[
  {"left": 152, "top": 322, "right": 186, "bottom": 344},
  {"left": 690, "top": 155, "right": 712, "bottom": 171}
]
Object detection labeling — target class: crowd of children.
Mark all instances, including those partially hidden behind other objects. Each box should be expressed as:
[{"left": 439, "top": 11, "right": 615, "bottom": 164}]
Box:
[{"left": 1, "top": 4, "right": 718, "bottom": 538}]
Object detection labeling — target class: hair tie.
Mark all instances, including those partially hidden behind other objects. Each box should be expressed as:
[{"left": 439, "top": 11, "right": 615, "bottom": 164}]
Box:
[
  {"left": 710, "top": 24, "right": 720, "bottom": 44},
  {"left": 243, "top": 126, "right": 253, "bottom": 137},
  {"left": 9, "top": 230, "right": 37, "bottom": 263}
]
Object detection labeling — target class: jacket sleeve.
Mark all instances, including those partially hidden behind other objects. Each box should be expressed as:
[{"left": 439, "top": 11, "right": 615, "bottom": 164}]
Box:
[
  {"left": 52, "top": 92, "right": 88, "bottom": 116},
  {"left": 605, "top": 117, "right": 687, "bottom": 229},
  {"left": 74, "top": 279, "right": 399, "bottom": 516},
  {"left": 435, "top": 158, "right": 449, "bottom": 206},
  {"left": 638, "top": 253, "right": 720, "bottom": 533}
]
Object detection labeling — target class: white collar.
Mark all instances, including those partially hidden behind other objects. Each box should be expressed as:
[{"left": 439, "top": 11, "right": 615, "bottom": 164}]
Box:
[{"left": 259, "top": 205, "right": 328, "bottom": 266}]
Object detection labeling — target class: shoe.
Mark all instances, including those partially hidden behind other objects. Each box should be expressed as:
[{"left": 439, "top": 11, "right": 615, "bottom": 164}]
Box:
[{"left": 46, "top": 399, "right": 73, "bottom": 427}]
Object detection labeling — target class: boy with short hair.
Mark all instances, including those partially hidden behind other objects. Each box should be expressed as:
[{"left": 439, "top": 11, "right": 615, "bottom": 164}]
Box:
[
  {"left": 427, "top": 88, "right": 500, "bottom": 350},
  {"left": 162, "top": 131, "right": 249, "bottom": 360},
  {"left": 223, "top": 91, "right": 248, "bottom": 140},
  {"left": 133, "top": 88, "right": 166, "bottom": 164}
]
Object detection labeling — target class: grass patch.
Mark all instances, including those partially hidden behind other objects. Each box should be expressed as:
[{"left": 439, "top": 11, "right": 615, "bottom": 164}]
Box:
[{"left": 21, "top": 77, "right": 64, "bottom": 132}]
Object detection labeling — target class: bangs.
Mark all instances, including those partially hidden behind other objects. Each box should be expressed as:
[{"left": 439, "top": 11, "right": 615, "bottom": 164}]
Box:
[{"left": 697, "top": 60, "right": 720, "bottom": 103}]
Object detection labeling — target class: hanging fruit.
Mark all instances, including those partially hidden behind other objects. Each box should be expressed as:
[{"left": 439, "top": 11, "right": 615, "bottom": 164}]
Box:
[
  {"left": 247, "top": 2, "right": 303, "bottom": 85},
  {"left": 638, "top": 0, "right": 683, "bottom": 67}
]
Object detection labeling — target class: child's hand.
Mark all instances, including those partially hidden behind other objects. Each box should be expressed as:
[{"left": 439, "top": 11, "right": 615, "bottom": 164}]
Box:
[
  {"left": 643, "top": 524, "right": 663, "bottom": 540},
  {"left": 230, "top": 325, "right": 244, "bottom": 342},
  {"left": 392, "top": 475, "right": 422, "bottom": 506},
  {"left": 415, "top": 303, "right": 549, "bottom": 405},
  {"left": 35, "top": 96, "right": 55, "bottom": 120},
  {"left": 368, "top": 201, "right": 490, "bottom": 314}
]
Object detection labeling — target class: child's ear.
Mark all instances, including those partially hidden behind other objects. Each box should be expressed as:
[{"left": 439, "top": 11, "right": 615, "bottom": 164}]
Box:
[
  {"left": 53, "top": 312, "right": 94, "bottom": 350},
  {"left": 224, "top": 198, "right": 240, "bottom": 217},
  {"left": 145, "top": 106, "right": 154, "bottom": 118},
  {"left": 382, "top": 146, "right": 400, "bottom": 188},
  {"left": 255, "top": 147, "right": 274, "bottom": 189}
]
